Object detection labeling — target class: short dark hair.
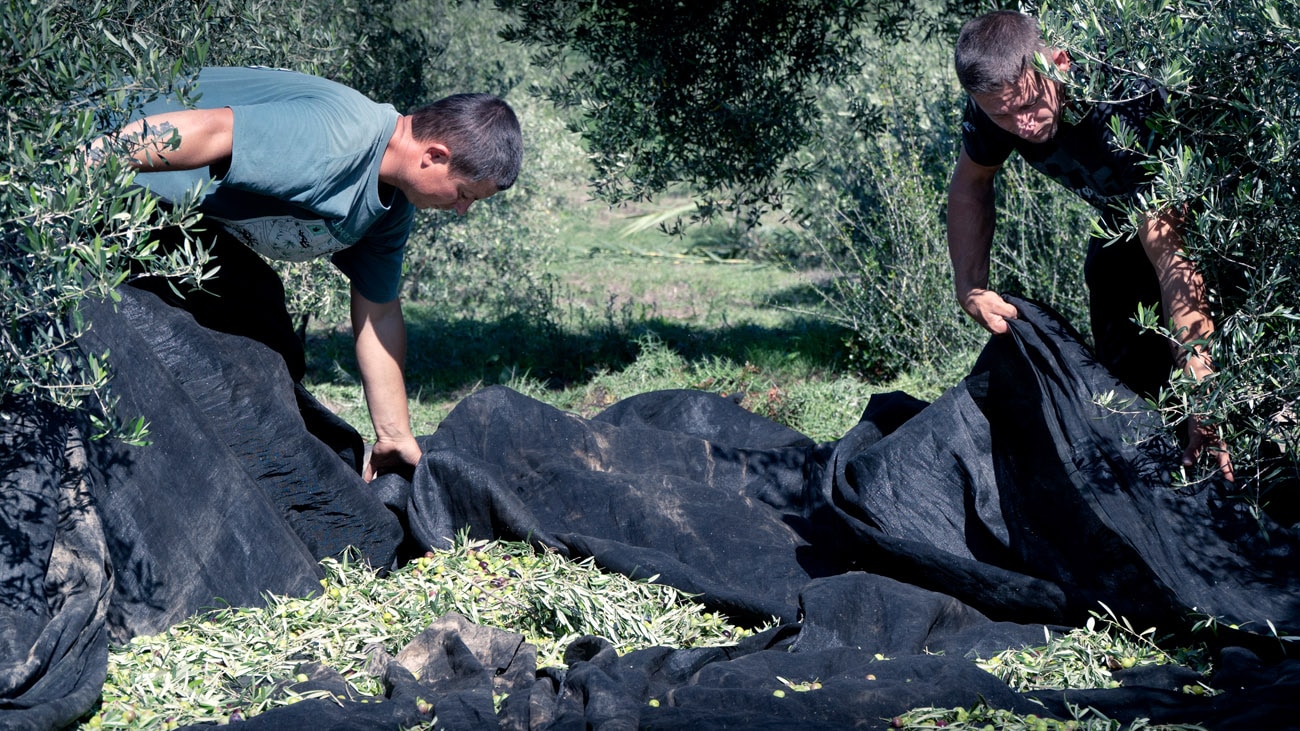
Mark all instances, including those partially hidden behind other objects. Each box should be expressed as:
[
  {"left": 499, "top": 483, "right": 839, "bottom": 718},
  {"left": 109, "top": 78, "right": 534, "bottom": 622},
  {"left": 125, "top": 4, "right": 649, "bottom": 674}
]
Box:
[
  {"left": 954, "top": 11, "right": 1044, "bottom": 95},
  {"left": 409, "top": 93, "right": 523, "bottom": 190}
]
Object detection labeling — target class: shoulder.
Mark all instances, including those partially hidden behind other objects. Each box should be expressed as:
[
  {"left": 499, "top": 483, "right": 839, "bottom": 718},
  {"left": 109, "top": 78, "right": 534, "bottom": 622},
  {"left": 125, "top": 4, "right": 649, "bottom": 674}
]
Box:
[
  {"left": 1065, "top": 63, "right": 1165, "bottom": 128},
  {"left": 960, "top": 96, "right": 990, "bottom": 135},
  {"left": 960, "top": 96, "right": 1015, "bottom": 167},
  {"left": 220, "top": 67, "right": 399, "bottom": 160},
  {"left": 197, "top": 67, "right": 394, "bottom": 119}
]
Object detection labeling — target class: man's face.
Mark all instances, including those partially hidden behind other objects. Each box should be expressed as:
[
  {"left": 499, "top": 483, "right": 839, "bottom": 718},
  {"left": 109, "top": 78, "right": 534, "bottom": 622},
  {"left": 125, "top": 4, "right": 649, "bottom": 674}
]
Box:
[
  {"left": 411, "top": 167, "right": 499, "bottom": 215},
  {"left": 970, "top": 58, "right": 1068, "bottom": 143}
]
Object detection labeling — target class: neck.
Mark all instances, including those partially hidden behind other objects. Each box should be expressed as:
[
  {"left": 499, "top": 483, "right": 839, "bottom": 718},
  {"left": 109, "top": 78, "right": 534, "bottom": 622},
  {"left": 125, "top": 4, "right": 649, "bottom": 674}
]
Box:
[{"left": 378, "top": 115, "right": 412, "bottom": 189}]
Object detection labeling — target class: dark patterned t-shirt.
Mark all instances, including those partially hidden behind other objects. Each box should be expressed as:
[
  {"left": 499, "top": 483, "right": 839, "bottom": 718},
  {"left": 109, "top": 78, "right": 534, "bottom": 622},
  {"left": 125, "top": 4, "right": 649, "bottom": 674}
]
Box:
[{"left": 960, "top": 69, "right": 1167, "bottom": 216}]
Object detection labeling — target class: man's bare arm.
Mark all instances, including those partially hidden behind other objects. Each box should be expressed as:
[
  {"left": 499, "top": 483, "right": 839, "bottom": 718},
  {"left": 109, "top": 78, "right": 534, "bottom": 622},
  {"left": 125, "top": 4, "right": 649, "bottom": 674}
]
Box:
[
  {"left": 947, "top": 148, "right": 1018, "bottom": 334},
  {"left": 1138, "top": 211, "right": 1234, "bottom": 481},
  {"left": 91, "top": 108, "right": 234, "bottom": 171},
  {"left": 350, "top": 286, "right": 422, "bottom": 481}
]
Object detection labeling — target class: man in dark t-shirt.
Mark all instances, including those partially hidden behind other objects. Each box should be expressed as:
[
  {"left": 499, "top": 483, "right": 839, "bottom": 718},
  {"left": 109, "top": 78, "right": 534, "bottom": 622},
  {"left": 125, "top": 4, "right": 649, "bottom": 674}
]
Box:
[{"left": 945, "top": 10, "right": 1232, "bottom": 479}]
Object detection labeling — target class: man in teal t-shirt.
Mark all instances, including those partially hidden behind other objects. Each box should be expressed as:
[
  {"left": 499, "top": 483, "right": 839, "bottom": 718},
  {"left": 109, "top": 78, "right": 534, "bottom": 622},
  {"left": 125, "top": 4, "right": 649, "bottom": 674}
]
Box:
[{"left": 103, "top": 66, "right": 523, "bottom": 480}]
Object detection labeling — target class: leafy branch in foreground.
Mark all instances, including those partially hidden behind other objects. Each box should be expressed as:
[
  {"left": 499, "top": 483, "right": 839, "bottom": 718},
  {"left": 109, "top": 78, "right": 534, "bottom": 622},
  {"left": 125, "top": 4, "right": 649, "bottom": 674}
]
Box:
[
  {"left": 892, "top": 702, "right": 1209, "bottom": 730},
  {"left": 87, "top": 530, "right": 1232, "bottom": 731},
  {"left": 0, "top": 0, "right": 359, "bottom": 436},
  {"left": 0, "top": 0, "right": 214, "bottom": 433}
]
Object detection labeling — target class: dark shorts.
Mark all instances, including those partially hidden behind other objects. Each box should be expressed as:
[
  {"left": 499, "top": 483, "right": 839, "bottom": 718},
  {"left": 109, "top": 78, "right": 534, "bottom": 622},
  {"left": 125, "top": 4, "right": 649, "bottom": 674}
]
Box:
[{"left": 1083, "top": 232, "right": 1175, "bottom": 400}]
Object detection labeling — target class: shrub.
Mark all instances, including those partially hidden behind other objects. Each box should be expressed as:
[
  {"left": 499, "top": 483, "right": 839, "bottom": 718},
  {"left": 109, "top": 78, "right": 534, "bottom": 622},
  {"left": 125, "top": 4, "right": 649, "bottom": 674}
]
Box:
[
  {"left": 1041, "top": 0, "right": 1300, "bottom": 513},
  {"left": 2, "top": 1, "right": 226, "bottom": 433}
]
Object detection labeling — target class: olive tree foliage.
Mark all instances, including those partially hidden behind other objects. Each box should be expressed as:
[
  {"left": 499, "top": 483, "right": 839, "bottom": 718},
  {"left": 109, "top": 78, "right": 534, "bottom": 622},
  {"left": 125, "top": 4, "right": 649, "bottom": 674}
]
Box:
[
  {"left": 0, "top": 0, "right": 318, "bottom": 437},
  {"left": 1040, "top": 0, "right": 1300, "bottom": 512},
  {"left": 0, "top": 0, "right": 422, "bottom": 435},
  {"left": 393, "top": 1, "right": 584, "bottom": 329},
  {"left": 494, "top": 0, "right": 986, "bottom": 229}
]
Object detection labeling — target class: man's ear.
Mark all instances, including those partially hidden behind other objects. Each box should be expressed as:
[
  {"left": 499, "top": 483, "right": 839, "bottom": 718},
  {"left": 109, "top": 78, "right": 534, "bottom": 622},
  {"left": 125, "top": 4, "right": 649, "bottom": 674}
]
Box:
[
  {"left": 1049, "top": 47, "right": 1071, "bottom": 74},
  {"left": 422, "top": 142, "right": 451, "bottom": 167}
]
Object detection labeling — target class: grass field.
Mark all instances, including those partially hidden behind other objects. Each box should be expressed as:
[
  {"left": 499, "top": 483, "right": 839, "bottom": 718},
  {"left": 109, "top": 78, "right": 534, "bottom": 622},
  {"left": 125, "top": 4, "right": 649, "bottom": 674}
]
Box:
[{"left": 304, "top": 198, "right": 974, "bottom": 444}]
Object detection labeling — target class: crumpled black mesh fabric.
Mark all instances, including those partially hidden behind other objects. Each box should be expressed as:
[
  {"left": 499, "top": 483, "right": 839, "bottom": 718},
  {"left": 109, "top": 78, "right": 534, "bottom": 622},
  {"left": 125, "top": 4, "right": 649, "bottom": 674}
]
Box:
[
  {"left": 4, "top": 289, "right": 1298, "bottom": 730},
  {"left": 405, "top": 298, "right": 1300, "bottom": 635},
  {"left": 0, "top": 401, "right": 109, "bottom": 731},
  {"left": 2, "top": 284, "right": 402, "bottom": 729}
]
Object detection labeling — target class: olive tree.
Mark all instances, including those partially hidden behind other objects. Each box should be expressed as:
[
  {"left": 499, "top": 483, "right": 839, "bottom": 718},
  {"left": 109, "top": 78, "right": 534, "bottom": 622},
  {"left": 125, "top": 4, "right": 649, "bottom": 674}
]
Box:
[
  {"left": 3, "top": 1, "right": 222, "bottom": 437},
  {"left": 495, "top": 0, "right": 988, "bottom": 227},
  {"left": 0, "top": 0, "right": 408, "bottom": 434},
  {"left": 1040, "top": 0, "right": 1300, "bottom": 514}
]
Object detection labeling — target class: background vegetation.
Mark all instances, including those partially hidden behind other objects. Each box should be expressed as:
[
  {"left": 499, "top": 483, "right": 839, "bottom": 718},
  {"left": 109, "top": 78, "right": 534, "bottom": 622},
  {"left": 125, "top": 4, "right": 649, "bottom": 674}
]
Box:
[
  {"left": 2, "top": 0, "right": 1295, "bottom": 728},
  {"left": 785, "top": 34, "right": 1093, "bottom": 377}
]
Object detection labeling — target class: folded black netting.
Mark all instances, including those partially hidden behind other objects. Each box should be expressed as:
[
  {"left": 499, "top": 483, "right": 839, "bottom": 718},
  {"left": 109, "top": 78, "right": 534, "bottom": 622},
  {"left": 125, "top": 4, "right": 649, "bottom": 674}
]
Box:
[
  {"left": 406, "top": 383, "right": 841, "bottom": 625},
  {"left": 75, "top": 286, "right": 403, "bottom": 642},
  {"left": 973, "top": 301, "right": 1300, "bottom": 631},
  {"left": 1, "top": 400, "right": 110, "bottom": 731},
  {"left": 1, "top": 284, "right": 404, "bottom": 729},
  {"left": 6, "top": 288, "right": 1300, "bottom": 730},
  {"left": 384, "top": 296, "right": 1300, "bottom": 728},
  {"left": 405, "top": 299, "right": 1300, "bottom": 633}
]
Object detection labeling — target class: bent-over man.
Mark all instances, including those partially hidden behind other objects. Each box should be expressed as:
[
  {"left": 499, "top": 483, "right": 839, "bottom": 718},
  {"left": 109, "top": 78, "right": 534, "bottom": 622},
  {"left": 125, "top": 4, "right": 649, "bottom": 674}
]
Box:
[
  {"left": 945, "top": 11, "right": 1231, "bottom": 479},
  {"left": 100, "top": 66, "right": 522, "bottom": 480}
]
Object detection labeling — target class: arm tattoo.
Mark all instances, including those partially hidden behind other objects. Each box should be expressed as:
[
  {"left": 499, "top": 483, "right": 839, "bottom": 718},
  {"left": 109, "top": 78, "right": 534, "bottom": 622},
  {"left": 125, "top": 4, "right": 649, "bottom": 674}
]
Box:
[{"left": 129, "top": 120, "right": 181, "bottom": 167}]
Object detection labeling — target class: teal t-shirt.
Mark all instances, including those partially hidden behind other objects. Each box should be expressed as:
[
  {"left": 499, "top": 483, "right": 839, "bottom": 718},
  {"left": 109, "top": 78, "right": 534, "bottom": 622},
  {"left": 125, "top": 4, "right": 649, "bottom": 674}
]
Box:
[{"left": 133, "top": 66, "right": 414, "bottom": 303}]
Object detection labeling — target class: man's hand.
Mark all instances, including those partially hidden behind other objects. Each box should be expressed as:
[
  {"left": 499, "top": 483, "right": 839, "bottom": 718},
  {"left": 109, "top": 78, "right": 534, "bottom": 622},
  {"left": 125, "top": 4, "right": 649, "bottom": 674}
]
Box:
[
  {"left": 1184, "top": 415, "right": 1234, "bottom": 483},
  {"left": 960, "top": 288, "right": 1020, "bottom": 335},
  {"left": 366, "top": 434, "right": 422, "bottom": 482}
]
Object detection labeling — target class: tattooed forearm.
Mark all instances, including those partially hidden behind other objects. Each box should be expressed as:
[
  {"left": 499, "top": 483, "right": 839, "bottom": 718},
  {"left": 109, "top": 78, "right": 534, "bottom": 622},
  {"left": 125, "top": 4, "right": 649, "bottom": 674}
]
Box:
[
  {"left": 126, "top": 120, "right": 181, "bottom": 168},
  {"left": 86, "top": 120, "right": 182, "bottom": 170},
  {"left": 88, "top": 108, "right": 231, "bottom": 172}
]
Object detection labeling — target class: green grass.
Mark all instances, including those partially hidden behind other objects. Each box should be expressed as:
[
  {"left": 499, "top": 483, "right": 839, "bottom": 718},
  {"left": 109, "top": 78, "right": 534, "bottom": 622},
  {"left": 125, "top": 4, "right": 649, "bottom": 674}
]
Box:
[{"left": 305, "top": 200, "right": 971, "bottom": 442}]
